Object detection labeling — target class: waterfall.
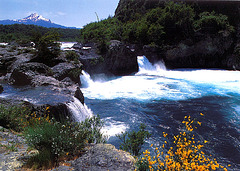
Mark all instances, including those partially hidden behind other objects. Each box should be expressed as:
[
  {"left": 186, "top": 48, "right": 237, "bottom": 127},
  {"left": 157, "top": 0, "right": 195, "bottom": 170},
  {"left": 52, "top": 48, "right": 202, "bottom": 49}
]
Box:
[
  {"left": 137, "top": 56, "right": 166, "bottom": 73},
  {"left": 80, "top": 70, "right": 94, "bottom": 88},
  {"left": 66, "top": 97, "right": 93, "bottom": 122},
  {"left": 137, "top": 56, "right": 156, "bottom": 72}
]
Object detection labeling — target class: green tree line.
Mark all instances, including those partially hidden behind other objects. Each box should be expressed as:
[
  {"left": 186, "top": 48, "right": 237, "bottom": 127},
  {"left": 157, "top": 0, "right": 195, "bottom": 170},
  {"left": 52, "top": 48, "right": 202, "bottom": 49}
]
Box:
[
  {"left": 80, "top": 1, "right": 234, "bottom": 47},
  {"left": 0, "top": 24, "right": 80, "bottom": 43}
]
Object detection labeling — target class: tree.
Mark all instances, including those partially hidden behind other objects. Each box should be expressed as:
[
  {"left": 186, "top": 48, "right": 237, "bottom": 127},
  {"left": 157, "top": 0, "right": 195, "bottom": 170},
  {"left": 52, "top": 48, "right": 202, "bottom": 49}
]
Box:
[{"left": 35, "top": 31, "right": 60, "bottom": 62}]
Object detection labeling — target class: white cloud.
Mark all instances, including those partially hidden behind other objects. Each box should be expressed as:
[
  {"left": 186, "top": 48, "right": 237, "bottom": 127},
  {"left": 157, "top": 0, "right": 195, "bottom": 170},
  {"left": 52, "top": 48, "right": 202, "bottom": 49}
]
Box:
[{"left": 57, "top": 12, "right": 66, "bottom": 16}]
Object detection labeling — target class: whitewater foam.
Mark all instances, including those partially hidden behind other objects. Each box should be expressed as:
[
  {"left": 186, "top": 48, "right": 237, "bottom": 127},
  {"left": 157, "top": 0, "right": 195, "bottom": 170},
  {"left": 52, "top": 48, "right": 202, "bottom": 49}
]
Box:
[
  {"left": 66, "top": 97, "right": 93, "bottom": 122},
  {"left": 80, "top": 56, "right": 240, "bottom": 101}
]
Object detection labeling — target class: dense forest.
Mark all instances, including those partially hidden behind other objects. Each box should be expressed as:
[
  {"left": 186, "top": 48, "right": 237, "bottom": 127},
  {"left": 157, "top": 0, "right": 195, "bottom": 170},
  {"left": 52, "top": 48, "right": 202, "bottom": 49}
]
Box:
[
  {"left": 0, "top": 24, "right": 80, "bottom": 43},
  {"left": 80, "top": 1, "right": 234, "bottom": 47}
]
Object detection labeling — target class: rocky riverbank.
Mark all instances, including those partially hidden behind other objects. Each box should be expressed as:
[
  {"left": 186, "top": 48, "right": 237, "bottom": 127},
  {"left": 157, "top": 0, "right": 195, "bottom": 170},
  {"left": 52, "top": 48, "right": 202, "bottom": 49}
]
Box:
[{"left": 0, "top": 126, "right": 136, "bottom": 171}]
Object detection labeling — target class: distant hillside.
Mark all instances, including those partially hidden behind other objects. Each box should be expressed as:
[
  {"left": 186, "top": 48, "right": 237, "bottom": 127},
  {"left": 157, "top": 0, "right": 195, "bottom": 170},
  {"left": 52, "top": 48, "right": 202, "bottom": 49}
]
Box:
[
  {"left": 0, "top": 24, "right": 80, "bottom": 43},
  {"left": 0, "top": 13, "right": 77, "bottom": 29}
]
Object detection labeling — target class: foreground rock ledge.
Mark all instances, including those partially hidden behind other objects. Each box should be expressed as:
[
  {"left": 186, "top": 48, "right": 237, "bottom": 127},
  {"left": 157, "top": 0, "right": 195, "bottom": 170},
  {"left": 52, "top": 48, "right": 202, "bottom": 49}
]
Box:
[{"left": 53, "top": 144, "right": 136, "bottom": 171}]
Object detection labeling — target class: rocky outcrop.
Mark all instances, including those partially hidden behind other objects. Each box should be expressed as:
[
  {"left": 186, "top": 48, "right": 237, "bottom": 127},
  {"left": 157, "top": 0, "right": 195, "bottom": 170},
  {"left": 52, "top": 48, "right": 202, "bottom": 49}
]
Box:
[
  {"left": 0, "top": 126, "right": 32, "bottom": 171},
  {"left": 77, "top": 40, "right": 138, "bottom": 76},
  {"left": 52, "top": 62, "right": 83, "bottom": 83},
  {"left": 10, "top": 62, "right": 53, "bottom": 86},
  {"left": 53, "top": 144, "right": 136, "bottom": 171},
  {"left": 105, "top": 40, "right": 138, "bottom": 75},
  {"left": 74, "top": 87, "right": 84, "bottom": 104},
  {"left": 164, "top": 32, "right": 234, "bottom": 68}
]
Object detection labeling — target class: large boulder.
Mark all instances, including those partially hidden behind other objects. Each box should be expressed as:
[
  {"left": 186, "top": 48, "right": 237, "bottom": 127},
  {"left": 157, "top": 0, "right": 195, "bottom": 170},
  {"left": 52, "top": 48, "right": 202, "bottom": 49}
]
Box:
[
  {"left": 52, "top": 62, "right": 83, "bottom": 83},
  {"left": 164, "top": 32, "right": 233, "bottom": 68},
  {"left": 10, "top": 62, "right": 53, "bottom": 86},
  {"left": 69, "top": 144, "right": 136, "bottom": 171},
  {"left": 105, "top": 40, "right": 138, "bottom": 75}
]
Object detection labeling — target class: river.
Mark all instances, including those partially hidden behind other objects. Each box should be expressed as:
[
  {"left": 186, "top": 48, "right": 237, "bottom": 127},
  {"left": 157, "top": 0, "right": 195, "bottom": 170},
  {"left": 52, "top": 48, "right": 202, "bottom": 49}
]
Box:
[{"left": 81, "top": 56, "right": 240, "bottom": 169}]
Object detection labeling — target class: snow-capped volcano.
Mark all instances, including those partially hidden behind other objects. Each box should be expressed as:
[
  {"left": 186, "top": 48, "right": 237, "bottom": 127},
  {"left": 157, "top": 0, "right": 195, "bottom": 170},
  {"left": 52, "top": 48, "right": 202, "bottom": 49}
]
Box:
[
  {"left": 19, "top": 13, "right": 51, "bottom": 23},
  {"left": 0, "top": 13, "right": 74, "bottom": 28}
]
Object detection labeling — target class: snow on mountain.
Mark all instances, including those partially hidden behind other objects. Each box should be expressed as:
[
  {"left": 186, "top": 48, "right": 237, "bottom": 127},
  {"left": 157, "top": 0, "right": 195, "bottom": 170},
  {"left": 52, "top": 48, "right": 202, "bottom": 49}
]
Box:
[
  {"left": 18, "top": 13, "right": 51, "bottom": 23},
  {"left": 0, "top": 13, "right": 77, "bottom": 28}
]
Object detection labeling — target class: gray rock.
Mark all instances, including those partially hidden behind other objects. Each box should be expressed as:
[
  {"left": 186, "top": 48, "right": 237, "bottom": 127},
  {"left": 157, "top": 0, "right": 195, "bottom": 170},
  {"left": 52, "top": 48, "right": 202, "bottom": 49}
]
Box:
[
  {"left": 69, "top": 144, "right": 136, "bottom": 171},
  {"left": 52, "top": 62, "right": 83, "bottom": 83},
  {"left": 105, "top": 40, "right": 139, "bottom": 75},
  {"left": 10, "top": 62, "right": 53, "bottom": 86}
]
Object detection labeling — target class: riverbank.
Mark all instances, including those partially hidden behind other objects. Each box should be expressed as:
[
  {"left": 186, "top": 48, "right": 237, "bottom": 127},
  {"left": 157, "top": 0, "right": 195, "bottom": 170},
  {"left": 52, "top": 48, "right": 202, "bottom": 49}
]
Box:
[{"left": 0, "top": 126, "right": 136, "bottom": 171}]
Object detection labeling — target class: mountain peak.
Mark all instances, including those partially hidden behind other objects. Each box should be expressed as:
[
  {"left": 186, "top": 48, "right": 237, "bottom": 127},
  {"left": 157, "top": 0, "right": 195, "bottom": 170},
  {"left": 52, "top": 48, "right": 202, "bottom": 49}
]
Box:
[{"left": 19, "top": 13, "right": 51, "bottom": 23}]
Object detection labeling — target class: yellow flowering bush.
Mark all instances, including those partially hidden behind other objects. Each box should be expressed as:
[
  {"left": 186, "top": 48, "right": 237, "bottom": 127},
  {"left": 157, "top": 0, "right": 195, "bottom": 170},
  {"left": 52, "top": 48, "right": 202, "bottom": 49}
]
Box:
[{"left": 136, "top": 114, "right": 228, "bottom": 171}]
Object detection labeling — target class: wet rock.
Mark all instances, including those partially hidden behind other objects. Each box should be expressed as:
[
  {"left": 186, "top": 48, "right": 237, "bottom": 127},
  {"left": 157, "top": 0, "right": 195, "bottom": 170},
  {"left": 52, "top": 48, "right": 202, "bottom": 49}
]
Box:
[
  {"left": 0, "top": 84, "right": 3, "bottom": 94},
  {"left": 74, "top": 87, "right": 84, "bottom": 104},
  {"left": 105, "top": 40, "right": 138, "bottom": 75}
]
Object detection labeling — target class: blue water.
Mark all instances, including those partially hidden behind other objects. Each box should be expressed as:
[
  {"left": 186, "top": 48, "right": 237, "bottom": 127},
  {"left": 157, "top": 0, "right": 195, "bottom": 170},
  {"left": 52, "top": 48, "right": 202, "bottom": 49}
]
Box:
[
  {"left": 0, "top": 83, "right": 72, "bottom": 105},
  {"left": 81, "top": 56, "right": 240, "bottom": 169}
]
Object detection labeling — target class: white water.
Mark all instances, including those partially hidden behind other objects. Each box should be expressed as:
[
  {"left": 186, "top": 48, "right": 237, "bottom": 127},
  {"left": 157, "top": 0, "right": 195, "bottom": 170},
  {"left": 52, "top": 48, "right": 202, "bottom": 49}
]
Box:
[
  {"left": 66, "top": 97, "right": 93, "bottom": 122},
  {"left": 80, "top": 56, "right": 240, "bottom": 101},
  {"left": 80, "top": 70, "right": 94, "bottom": 88},
  {"left": 60, "top": 42, "right": 77, "bottom": 50}
]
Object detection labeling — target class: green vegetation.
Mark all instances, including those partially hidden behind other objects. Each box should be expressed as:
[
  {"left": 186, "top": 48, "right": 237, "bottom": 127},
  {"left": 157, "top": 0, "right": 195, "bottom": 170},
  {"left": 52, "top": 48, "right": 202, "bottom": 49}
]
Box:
[
  {"left": 80, "top": 1, "right": 234, "bottom": 48},
  {"left": 193, "top": 11, "right": 234, "bottom": 33},
  {"left": 0, "top": 104, "right": 31, "bottom": 132},
  {"left": 0, "top": 104, "right": 105, "bottom": 169},
  {"left": 65, "top": 50, "right": 79, "bottom": 61},
  {"left": 0, "top": 24, "right": 80, "bottom": 43},
  {"left": 24, "top": 113, "right": 105, "bottom": 169},
  {"left": 35, "top": 31, "right": 61, "bottom": 61},
  {"left": 117, "top": 123, "right": 151, "bottom": 156}
]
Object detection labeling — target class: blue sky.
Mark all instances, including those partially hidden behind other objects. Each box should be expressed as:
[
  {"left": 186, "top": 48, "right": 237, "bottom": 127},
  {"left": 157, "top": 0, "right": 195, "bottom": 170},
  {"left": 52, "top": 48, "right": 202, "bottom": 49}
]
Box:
[{"left": 0, "top": 0, "right": 119, "bottom": 28}]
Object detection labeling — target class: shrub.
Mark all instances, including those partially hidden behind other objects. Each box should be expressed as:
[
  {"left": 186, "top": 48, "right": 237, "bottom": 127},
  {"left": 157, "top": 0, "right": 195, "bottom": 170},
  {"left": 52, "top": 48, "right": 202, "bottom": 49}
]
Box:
[
  {"left": 194, "top": 11, "right": 234, "bottom": 33},
  {"left": 117, "top": 123, "right": 151, "bottom": 156},
  {"left": 65, "top": 50, "right": 79, "bottom": 61},
  {"left": 0, "top": 104, "right": 31, "bottom": 132},
  {"left": 35, "top": 31, "right": 60, "bottom": 61},
  {"left": 24, "top": 113, "right": 105, "bottom": 169},
  {"left": 136, "top": 114, "right": 228, "bottom": 171}
]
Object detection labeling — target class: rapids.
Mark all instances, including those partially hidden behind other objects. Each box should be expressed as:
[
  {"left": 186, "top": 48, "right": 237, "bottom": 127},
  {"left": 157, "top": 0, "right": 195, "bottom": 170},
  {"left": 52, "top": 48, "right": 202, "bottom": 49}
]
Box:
[{"left": 81, "top": 56, "right": 240, "bottom": 169}]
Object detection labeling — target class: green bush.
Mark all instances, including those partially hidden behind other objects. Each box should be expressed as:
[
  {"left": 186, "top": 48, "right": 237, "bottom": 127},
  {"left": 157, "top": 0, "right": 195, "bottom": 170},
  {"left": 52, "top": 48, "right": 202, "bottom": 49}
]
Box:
[
  {"left": 194, "top": 11, "right": 234, "bottom": 33},
  {"left": 24, "top": 114, "right": 105, "bottom": 168},
  {"left": 0, "top": 104, "right": 31, "bottom": 132},
  {"left": 117, "top": 123, "right": 151, "bottom": 156},
  {"left": 35, "top": 31, "right": 60, "bottom": 61},
  {"left": 65, "top": 50, "right": 79, "bottom": 61}
]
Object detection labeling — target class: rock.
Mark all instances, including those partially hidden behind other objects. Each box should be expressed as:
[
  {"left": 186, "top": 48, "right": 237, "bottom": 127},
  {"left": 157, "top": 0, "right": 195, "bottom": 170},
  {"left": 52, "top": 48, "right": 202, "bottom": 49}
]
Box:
[
  {"left": 0, "top": 127, "right": 29, "bottom": 171},
  {"left": 67, "top": 144, "right": 136, "bottom": 171},
  {"left": 74, "top": 87, "right": 84, "bottom": 104},
  {"left": 10, "top": 62, "right": 53, "bottom": 86},
  {"left": 31, "top": 75, "right": 62, "bottom": 87},
  {"left": 0, "top": 84, "right": 3, "bottom": 94},
  {"left": 72, "top": 42, "right": 83, "bottom": 49},
  {"left": 105, "top": 40, "right": 138, "bottom": 75},
  {"left": 164, "top": 33, "right": 233, "bottom": 68},
  {"left": 52, "top": 62, "right": 83, "bottom": 83}
]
